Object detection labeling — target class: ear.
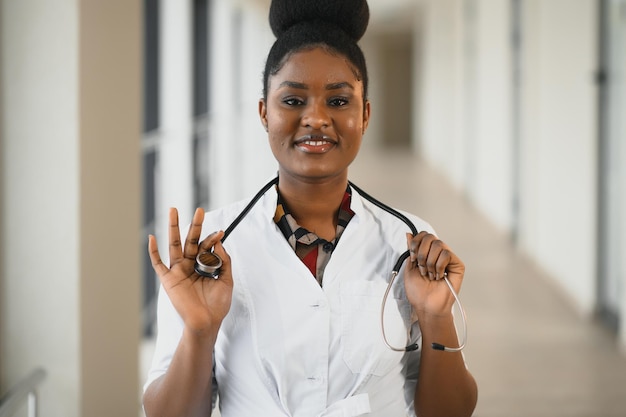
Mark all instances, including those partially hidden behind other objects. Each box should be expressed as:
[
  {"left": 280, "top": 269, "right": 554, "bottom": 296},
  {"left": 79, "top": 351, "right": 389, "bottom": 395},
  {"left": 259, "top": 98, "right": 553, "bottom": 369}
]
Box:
[
  {"left": 362, "top": 100, "right": 371, "bottom": 134},
  {"left": 258, "top": 99, "right": 269, "bottom": 132}
]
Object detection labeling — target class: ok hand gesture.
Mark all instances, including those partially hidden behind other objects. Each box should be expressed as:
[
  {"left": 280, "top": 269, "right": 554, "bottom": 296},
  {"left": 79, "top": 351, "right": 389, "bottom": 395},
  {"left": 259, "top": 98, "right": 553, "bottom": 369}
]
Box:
[{"left": 148, "top": 207, "right": 233, "bottom": 335}]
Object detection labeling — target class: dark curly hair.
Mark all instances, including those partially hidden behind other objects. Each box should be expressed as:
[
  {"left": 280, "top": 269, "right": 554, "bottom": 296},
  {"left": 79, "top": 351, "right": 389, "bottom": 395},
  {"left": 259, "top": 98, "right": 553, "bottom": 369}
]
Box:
[{"left": 262, "top": 0, "right": 370, "bottom": 101}]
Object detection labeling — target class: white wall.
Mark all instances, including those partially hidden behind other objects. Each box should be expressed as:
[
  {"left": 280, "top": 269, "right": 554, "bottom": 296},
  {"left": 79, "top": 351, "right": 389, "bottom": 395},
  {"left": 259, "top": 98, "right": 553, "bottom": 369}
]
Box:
[
  {"left": 1, "top": 1, "right": 80, "bottom": 415},
  {"left": 418, "top": 0, "right": 463, "bottom": 173},
  {"left": 418, "top": 0, "right": 513, "bottom": 231},
  {"left": 518, "top": 0, "right": 598, "bottom": 314},
  {"left": 418, "top": 0, "right": 600, "bottom": 317},
  {"left": 419, "top": 0, "right": 513, "bottom": 229},
  {"left": 0, "top": 1, "right": 142, "bottom": 416},
  {"left": 472, "top": 0, "right": 513, "bottom": 231}
]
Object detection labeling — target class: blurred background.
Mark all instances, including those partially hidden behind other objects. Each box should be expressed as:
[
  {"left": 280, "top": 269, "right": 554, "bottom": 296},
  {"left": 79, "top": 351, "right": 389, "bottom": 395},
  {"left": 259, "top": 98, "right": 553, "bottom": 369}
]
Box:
[{"left": 1, "top": 0, "right": 625, "bottom": 416}]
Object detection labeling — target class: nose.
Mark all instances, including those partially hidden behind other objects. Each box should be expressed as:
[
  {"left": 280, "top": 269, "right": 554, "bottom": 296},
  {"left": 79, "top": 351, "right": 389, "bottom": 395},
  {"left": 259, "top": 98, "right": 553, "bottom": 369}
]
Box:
[{"left": 301, "top": 100, "right": 330, "bottom": 129}]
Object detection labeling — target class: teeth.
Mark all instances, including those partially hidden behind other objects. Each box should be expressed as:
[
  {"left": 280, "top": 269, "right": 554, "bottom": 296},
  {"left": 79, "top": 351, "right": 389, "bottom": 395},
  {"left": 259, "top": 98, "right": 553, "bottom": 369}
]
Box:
[{"left": 303, "top": 140, "right": 328, "bottom": 146}]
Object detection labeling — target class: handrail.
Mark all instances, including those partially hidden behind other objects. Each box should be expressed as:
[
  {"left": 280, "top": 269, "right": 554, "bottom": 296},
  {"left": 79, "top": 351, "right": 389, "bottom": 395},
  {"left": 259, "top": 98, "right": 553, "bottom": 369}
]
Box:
[{"left": 0, "top": 368, "right": 47, "bottom": 417}]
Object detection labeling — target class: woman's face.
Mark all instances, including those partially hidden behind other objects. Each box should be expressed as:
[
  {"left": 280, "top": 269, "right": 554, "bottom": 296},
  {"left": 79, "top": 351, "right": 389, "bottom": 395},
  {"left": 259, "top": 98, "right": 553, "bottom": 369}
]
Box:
[{"left": 259, "top": 47, "right": 370, "bottom": 184}]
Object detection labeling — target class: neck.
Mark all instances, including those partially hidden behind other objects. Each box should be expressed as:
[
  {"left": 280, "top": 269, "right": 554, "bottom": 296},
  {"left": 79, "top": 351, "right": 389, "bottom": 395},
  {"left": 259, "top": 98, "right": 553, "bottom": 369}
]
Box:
[{"left": 277, "top": 173, "right": 349, "bottom": 241}]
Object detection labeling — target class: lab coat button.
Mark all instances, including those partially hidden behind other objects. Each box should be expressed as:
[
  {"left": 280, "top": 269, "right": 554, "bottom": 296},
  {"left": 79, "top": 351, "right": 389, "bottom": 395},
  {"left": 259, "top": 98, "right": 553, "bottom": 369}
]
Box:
[{"left": 307, "top": 376, "right": 324, "bottom": 385}]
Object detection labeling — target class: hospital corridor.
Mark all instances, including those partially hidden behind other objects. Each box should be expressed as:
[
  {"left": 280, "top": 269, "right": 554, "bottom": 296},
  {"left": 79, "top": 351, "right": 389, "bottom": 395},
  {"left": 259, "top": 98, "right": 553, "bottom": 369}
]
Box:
[
  {"left": 349, "top": 148, "right": 626, "bottom": 417},
  {"left": 137, "top": 146, "right": 626, "bottom": 417},
  {"left": 2, "top": 0, "right": 626, "bottom": 416}
]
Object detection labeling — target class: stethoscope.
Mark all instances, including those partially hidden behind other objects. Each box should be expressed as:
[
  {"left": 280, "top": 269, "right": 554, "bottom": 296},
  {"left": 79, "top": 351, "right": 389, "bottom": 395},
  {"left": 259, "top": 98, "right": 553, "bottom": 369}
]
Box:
[{"left": 194, "top": 176, "right": 467, "bottom": 353}]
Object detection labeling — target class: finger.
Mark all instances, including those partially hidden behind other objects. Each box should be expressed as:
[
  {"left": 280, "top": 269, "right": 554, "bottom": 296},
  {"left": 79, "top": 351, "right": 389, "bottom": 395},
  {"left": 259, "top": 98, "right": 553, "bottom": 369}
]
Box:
[
  {"left": 168, "top": 208, "right": 184, "bottom": 266},
  {"left": 183, "top": 207, "right": 205, "bottom": 260},
  {"left": 445, "top": 250, "right": 465, "bottom": 276},
  {"left": 408, "top": 231, "right": 428, "bottom": 275},
  {"left": 198, "top": 230, "right": 225, "bottom": 253},
  {"left": 415, "top": 232, "right": 437, "bottom": 278},
  {"left": 425, "top": 239, "right": 448, "bottom": 280},
  {"left": 434, "top": 246, "right": 452, "bottom": 280},
  {"left": 443, "top": 250, "right": 466, "bottom": 292},
  {"left": 148, "top": 234, "right": 170, "bottom": 278}
]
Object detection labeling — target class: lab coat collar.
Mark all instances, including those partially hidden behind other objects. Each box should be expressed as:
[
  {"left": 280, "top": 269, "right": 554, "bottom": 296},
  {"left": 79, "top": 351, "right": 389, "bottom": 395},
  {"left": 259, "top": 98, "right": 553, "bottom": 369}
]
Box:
[{"left": 255, "top": 177, "right": 369, "bottom": 227}]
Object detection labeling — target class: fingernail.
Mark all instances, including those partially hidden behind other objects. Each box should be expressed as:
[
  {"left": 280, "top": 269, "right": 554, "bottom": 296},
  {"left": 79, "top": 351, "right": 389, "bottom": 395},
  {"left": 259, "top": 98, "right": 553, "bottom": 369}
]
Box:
[
  {"left": 419, "top": 266, "right": 427, "bottom": 276},
  {"left": 428, "top": 272, "right": 434, "bottom": 280}
]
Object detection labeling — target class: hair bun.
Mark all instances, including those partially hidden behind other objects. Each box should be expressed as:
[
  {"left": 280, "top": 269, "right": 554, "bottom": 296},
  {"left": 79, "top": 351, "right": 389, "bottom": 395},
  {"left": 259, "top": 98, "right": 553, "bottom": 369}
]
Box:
[{"left": 269, "top": 0, "right": 369, "bottom": 41}]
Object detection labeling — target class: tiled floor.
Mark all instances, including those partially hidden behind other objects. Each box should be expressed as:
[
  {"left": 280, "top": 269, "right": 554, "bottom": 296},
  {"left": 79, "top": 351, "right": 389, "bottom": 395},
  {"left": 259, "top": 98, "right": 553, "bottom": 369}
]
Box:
[
  {"left": 141, "top": 147, "right": 626, "bottom": 417},
  {"left": 349, "top": 147, "right": 626, "bottom": 417}
]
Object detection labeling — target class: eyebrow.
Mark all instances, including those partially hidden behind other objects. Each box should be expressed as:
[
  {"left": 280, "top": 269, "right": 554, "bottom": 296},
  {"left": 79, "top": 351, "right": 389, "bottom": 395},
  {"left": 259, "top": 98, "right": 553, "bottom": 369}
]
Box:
[
  {"left": 278, "top": 81, "right": 355, "bottom": 91},
  {"left": 326, "top": 82, "right": 354, "bottom": 91}
]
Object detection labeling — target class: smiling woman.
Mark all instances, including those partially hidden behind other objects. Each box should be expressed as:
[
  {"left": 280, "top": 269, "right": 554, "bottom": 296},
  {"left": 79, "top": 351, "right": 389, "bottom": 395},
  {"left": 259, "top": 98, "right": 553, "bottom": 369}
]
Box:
[
  {"left": 142, "top": 1, "right": 477, "bottom": 416},
  {"left": 260, "top": 48, "right": 370, "bottom": 188}
]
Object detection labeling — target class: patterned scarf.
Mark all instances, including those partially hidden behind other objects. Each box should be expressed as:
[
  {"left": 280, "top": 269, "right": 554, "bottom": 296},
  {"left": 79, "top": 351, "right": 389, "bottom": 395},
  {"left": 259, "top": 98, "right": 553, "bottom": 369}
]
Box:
[{"left": 273, "top": 187, "right": 355, "bottom": 285}]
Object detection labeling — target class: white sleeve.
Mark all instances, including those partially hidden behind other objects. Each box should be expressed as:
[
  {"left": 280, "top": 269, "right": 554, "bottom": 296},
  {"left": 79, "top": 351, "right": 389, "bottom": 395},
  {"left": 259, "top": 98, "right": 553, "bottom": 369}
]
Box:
[{"left": 143, "top": 285, "right": 184, "bottom": 392}]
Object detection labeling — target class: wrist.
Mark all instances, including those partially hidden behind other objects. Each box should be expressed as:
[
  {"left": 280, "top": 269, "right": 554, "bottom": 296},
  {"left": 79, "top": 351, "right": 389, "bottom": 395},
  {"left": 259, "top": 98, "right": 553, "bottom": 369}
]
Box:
[
  {"left": 414, "top": 306, "right": 454, "bottom": 322},
  {"left": 182, "top": 322, "right": 220, "bottom": 347},
  {"left": 415, "top": 310, "right": 454, "bottom": 332}
]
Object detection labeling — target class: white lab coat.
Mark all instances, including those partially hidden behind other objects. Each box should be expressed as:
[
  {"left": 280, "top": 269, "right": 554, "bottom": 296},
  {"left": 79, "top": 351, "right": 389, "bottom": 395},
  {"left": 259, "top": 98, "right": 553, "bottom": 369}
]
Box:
[{"left": 146, "top": 183, "right": 436, "bottom": 417}]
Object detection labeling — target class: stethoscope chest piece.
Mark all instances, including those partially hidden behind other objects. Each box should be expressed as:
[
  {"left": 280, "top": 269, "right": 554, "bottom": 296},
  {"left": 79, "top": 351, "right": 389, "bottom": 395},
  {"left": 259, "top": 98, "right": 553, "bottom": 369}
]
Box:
[{"left": 194, "top": 251, "right": 222, "bottom": 279}]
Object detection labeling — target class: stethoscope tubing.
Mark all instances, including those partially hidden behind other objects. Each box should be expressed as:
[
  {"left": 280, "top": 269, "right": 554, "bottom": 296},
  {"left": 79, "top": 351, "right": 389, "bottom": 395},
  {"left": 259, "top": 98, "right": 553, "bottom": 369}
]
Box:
[
  {"left": 195, "top": 176, "right": 467, "bottom": 352},
  {"left": 349, "top": 181, "right": 467, "bottom": 352}
]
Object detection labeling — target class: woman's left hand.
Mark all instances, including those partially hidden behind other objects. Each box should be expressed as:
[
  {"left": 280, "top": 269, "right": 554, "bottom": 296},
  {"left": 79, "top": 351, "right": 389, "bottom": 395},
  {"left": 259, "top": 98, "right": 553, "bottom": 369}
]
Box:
[{"left": 404, "top": 232, "right": 465, "bottom": 319}]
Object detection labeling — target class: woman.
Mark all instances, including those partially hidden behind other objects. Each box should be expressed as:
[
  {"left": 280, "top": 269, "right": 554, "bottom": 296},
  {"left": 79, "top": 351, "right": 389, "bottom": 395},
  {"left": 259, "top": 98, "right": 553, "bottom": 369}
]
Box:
[{"left": 143, "top": 1, "right": 478, "bottom": 416}]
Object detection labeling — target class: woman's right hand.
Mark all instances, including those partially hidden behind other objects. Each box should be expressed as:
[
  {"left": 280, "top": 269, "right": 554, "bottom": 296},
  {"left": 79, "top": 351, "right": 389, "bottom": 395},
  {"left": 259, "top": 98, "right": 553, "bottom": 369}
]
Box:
[{"left": 148, "top": 207, "right": 233, "bottom": 336}]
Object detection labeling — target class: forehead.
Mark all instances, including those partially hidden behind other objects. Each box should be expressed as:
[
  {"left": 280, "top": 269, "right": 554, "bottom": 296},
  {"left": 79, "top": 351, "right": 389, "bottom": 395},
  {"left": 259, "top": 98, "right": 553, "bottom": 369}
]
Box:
[{"left": 270, "top": 47, "right": 362, "bottom": 89}]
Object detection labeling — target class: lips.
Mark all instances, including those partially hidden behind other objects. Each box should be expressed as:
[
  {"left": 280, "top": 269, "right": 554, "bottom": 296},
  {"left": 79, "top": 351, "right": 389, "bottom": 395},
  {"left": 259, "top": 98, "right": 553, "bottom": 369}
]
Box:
[{"left": 294, "top": 135, "right": 337, "bottom": 154}]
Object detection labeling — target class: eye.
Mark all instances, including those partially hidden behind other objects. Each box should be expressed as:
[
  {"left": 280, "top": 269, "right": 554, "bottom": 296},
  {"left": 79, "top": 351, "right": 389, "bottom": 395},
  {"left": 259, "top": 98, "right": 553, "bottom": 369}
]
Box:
[
  {"left": 282, "top": 97, "right": 305, "bottom": 106},
  {"left": 328, "top": 97, "right": 349, "bottom": 107}
]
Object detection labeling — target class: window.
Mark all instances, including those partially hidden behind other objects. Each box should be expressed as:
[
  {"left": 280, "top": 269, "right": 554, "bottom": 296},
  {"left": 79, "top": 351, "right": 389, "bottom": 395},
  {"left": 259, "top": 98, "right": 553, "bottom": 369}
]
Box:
[
  {"left": 142, "top": 0, "right": 160, "bottom": 337},
  {"left": 193, "top": 0, "right": 210, "bottom": 210}
]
